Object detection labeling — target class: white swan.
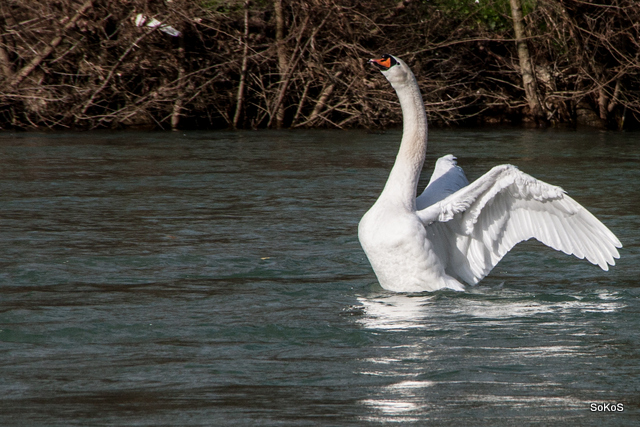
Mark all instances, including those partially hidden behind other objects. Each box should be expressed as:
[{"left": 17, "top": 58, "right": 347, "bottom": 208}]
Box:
[{"left": 358, "top": 54, "right": 622, "bottom": 292}]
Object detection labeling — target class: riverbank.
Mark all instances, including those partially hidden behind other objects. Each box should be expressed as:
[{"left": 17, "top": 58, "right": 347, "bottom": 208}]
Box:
[{"left": 1, "top": 0, "right": 639, "bottom": 131}]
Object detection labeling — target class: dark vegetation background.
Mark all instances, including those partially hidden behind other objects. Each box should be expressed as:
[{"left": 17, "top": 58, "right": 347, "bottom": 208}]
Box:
[{"left": 1, "top": 0, "right": 639, "bottom": 130}]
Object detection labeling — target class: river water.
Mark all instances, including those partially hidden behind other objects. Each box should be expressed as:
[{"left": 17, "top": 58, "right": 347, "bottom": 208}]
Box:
[{"left": 1, "top": 129, "right": 638, "bottom": 425}]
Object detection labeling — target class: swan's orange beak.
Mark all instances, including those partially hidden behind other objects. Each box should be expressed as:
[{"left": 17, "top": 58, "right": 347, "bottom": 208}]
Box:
[{"left": 369, "top": 57, "right": 392, "bottom": 70}]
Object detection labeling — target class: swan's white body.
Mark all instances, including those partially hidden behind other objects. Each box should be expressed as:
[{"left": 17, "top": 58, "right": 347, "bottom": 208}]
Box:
[{"left": 358, "top": 55, "right": 621, "bottom": 292}]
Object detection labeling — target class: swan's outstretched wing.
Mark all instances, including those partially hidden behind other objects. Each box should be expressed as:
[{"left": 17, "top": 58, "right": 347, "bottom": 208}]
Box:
[{"left": 416, "top": 164, "right": 622, "bottom": 285}]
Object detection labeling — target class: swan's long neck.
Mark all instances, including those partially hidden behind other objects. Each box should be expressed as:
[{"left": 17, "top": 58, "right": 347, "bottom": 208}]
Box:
[{"left": 380, "top": 73, "right": 428, "bottom": 210}]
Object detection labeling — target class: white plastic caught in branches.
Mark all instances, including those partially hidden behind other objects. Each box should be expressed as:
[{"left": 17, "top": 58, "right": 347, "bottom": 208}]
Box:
[{"left": 135, "top": 14, "right": 181, "bottom": 37}]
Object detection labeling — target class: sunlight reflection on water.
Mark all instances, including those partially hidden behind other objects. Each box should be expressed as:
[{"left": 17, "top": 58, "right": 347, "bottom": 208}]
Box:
[
  {"left": 355, "top": 295, "right": 435, "bottom": 330},
  {"left": 356, "top": 289, "right": 624, "bottom": 332}
]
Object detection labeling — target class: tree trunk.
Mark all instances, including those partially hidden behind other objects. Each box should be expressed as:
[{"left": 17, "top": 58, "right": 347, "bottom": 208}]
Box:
[
  {"left": 597, "top": 87, "right": 609, "bottom": 121},
  {"left": 509, "top": 0, "right": 544, "bottom": 121},
  {"left": 274, "top": 0, "right": 287, "bottom": 128},
  {"left": 171, "top": 38, "right": 185, "bottom": 131},
  {"left": 0, "top": 42, "right": 13, "bottom": 82},
  {"left": 307, "top": 70, "right": 342, "bottom": 126},
  {"left": 232, "top": 1, "right": 250, "bottom": 129}
]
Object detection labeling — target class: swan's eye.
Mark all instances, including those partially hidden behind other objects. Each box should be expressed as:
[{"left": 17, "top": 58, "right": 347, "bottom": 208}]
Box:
[{"left": 369, "top": 54, "right": 397, "bottom": 70}]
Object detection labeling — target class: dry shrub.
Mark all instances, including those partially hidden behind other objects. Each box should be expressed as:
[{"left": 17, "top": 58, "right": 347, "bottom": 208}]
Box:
[{"left": 1, "top": 0, "right": 639, "bottom": 130}]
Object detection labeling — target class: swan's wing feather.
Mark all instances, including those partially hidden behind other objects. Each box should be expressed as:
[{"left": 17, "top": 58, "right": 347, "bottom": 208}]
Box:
[
  {"left": 418, "top": 165, "right": 622, "bottom": 285},
  {"left": 416, "top": 155, "right": 470, "bottom": 210}
]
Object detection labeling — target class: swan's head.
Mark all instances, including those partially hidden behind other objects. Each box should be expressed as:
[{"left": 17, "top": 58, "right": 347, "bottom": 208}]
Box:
[{"left": 369, "top": 54, "right": 412, "bottom": 86}]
